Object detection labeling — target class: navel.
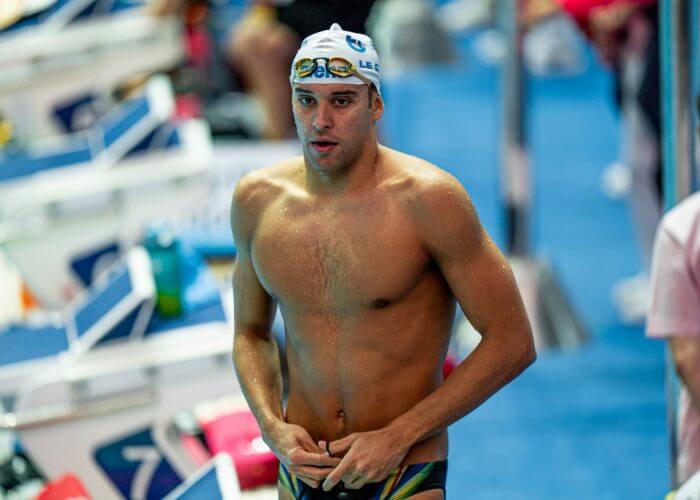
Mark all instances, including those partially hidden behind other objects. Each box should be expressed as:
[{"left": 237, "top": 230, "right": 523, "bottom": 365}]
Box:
[{"left": 371, "top": 298, "right": 391, "bottom": 309}]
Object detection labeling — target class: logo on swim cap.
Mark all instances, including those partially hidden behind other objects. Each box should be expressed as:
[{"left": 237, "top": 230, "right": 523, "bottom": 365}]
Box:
[
  {"left": 312, "top": 65, "right": 341, "bottom": 79},
  {"left": 346, "top": 35, "right": 366, "bottom": 53}
]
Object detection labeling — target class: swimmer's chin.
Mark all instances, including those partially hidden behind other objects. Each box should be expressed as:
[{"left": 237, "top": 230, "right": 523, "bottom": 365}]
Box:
[{"left": 304, "top": 147, "right": 344, "bottom": 170}]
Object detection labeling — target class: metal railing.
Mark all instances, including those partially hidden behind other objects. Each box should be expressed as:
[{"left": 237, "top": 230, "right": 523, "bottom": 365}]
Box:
[
  {"left": 497, "top": 1, "right": 587, "bottom": 350},
  {"left": 660, "top": 0, "right": 698, "bottom": 488}
]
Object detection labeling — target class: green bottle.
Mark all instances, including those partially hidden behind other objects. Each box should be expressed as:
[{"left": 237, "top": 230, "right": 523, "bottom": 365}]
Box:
[{"left": 145, "top": 226, "right": 183, "bottom": 317}]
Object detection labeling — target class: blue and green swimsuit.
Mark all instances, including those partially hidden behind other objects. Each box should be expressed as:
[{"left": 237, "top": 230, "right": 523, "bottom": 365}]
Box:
[{"left": 278, "top": 460, "right": 447, "bottom": 499}]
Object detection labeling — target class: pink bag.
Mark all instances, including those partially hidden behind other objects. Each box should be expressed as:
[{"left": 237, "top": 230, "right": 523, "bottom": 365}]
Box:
[{"left": 201, "top": 410, "right": 279, "bottom": 489}]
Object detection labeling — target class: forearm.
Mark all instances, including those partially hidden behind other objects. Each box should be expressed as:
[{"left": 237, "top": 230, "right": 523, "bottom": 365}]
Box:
[
  {"left": 388, "top": 333, "right": 535, "bottom": 448},
  {"left": 669, "top": 337, "right": 700, "bottom": 416},
  {"left": 680, "top": 370, "right": 700, "bottom": 416},
  {"left": 233, "top": 329, "right": 285, "bottom": 436}
]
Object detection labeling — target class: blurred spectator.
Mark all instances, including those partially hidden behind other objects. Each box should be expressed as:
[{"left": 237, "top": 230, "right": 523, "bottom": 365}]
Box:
[
  {"left": 152, "top": 0, "right": 377, "bottom": 139},
  {"left": 522, "top": 0, "right": 562, "bottom": 26},
  {"left": 647, "top": 189, "right": 700, "bottom": 487},
  {"left": 228, "top": 0, "right": 377, "bottom": 139},
  {"left": 552, "top": 0, "right": 660, "bottom": 322}
]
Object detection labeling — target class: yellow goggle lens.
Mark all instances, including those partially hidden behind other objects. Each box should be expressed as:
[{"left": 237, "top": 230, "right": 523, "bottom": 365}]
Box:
[
  {"left": 327, "top": 58, "right": 353, "bottom": 77},
  {"left": 294, "top": 58, "right": 316, "bottom": 77}
]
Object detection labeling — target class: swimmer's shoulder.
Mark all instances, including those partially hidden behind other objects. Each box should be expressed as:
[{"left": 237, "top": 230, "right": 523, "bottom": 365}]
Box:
[
  {"left": 233, "top": 157, "right": 304, "bottom": 208},
  {"left": 231, "top": 156, "right": 305, "bottom": 243},
  {"left": 380, "top": 146, "right": 473, "bottom": 212},
  {"left": 380, "top": 147, "right": 481, "bottom": 247}
]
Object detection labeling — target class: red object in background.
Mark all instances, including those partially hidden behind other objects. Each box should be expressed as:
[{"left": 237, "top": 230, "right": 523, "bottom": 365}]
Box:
[
  {"left": 443, "top": 353, "right": 457, "bottom": 380},
  {"left": 180, "top": 431, "right": 211, "bottom": 468},
  {"left": 556, "top": 0, "right": 655, "bottom": 33},
  {"left": 183, "top": 2, "right": 212, "bottom": 69},
  {"left": 175, "top": 94, "right": 202, "bottom": 120},
  {"left": 37, "top": 475, "right": 90, "bottom": 500},
  {"left": 200, "top": 410, "right": 279, "bottom": 489}
]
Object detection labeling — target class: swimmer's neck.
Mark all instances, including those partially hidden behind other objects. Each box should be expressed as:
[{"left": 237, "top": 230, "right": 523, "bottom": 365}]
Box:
[{"left": 304, "top": 141, "right": 381, "bottom": 197}]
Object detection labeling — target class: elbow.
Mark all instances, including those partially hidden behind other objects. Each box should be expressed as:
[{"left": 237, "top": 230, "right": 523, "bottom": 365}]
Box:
[
  {"left": 512, "top": 335, "right": 537, "bottom": 375},
  {"left": 524, "top": 342, "right": 537, "bottom": 367},
  {"left": 519, "top": 341, "right": 537, "bottom": 371},
  {"left": 674, "top": 355, "right": 694, "bottom": 384},
  {"left": 671, "top": 339, "right": 700, "bottom": 382}
]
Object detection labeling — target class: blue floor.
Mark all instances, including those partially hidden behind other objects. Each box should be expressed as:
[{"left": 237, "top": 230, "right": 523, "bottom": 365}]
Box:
[{"left": 382, "top": 34, "right": 668, "bottom": 498}]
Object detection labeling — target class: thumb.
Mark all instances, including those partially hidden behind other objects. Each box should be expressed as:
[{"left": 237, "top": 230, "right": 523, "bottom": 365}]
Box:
[
  {"left": 328, "top": 433, "right": 359, "bottom": 457},
  {"left": 297, "top": 430, "right": 320, "bottom": 452}
]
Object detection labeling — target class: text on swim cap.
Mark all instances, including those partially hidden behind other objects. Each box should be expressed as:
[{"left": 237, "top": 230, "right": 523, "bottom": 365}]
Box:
[{"left": 358, "top": 60, "right": 380, "bottom": 72}]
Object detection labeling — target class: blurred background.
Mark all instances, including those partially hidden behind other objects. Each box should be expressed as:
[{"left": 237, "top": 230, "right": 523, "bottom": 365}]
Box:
[{"left": 0, "top": 0, "right": 696, "bottom": 498}]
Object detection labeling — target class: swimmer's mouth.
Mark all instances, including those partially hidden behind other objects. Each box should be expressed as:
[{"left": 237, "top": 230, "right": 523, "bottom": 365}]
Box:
[{"left": 310, "top": 140, "right": 338, "bottom": 153}]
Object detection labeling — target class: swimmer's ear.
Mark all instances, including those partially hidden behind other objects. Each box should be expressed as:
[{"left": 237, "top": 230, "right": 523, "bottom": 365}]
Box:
[{"left": 371, "top": 92, "right": 384, "bottom": 124}]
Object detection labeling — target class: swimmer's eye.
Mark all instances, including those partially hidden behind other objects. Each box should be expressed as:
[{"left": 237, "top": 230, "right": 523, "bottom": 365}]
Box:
[
  {"left": 297, "top": 95, "right": 315, "bottom": 106},
  {"left": 333, "top": 97, "right": 353, "bottom": 107}
]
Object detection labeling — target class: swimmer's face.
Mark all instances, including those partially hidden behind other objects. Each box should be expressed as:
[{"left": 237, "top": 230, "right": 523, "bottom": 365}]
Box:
[{"left": 292, "top": 83, "right": 383, "bottom": 173}]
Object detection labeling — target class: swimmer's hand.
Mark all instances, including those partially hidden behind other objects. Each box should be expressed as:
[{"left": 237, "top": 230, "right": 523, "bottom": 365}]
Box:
[
  {"left": 320, "top": 428, "right": 410, "bottom": 491},
  {"left": 264, "top": 421, "right": 341, "bottom": 489}
]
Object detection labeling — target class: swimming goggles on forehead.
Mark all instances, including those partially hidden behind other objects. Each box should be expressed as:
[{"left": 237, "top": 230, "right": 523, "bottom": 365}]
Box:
[{"left": 293, "top": 56, "right": 373, "bottom": 87}]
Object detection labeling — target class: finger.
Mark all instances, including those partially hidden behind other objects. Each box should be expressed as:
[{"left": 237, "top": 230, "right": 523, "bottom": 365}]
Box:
[
  {"left": 328, "top": 433, "right": 358, "bottom": 457},
  {"left": 323, "top": 458, "right": 353, "bottom": 492},
  {"left": 289, "top": 448, "right": 342, "bottom": 467},
  {"left": 289, "top": 465, "right": 337, "bottom": 482},
  {"left": 297, "top": 431, "right": 320, "bottom": 452},
  {"left": 345, "top": 478, "right": 367, "bottom": 490},
  {"left": 344, "top": 471, "right": 367, "bottom": 490},
  {"left": 318, "top": 439, "right": 342, "bottom": 458}
]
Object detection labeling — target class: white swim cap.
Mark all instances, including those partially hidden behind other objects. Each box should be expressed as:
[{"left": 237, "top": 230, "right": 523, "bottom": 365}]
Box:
[{"left": 290, "top": 23, "right": 381, "bottom": 94}]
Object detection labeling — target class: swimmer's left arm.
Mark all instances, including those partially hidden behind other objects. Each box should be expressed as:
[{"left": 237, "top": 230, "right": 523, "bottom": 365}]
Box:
[
  {"left": 322, "top": 171, "right": 536, "bottom": 491},
  {"left": 392, "top": 173, "right": 537, "bottom": 434},
  {"left": 388, "top": 170, "right": 537, "bottom": 445}
]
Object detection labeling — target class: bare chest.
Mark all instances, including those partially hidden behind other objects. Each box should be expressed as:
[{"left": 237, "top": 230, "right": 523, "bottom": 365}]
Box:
[{"left": 251, "top": 200, "right": 428, "bottom": 314}]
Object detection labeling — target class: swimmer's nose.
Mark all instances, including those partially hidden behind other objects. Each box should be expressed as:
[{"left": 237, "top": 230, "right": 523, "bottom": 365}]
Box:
[{"left": 313, "top": 102, "right": 333, "bottom": 131}]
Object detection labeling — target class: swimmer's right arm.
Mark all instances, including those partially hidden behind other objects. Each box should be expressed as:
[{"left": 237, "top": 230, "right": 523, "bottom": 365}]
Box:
[
  {"left": 231, "top": 175, "right": 340, "bottom": 486},
  {"left": 231, "top": 176, "right": 285, "bottom": 433}
]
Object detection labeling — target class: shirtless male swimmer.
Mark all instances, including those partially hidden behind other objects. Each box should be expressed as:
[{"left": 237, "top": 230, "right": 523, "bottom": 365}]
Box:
[{"left": 231, "top": 24, "right": 536, "bottom": 499}]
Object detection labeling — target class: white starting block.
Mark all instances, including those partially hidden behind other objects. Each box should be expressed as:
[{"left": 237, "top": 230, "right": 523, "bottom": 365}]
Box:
[
  {"left": 0, "top": 246, "right": 155, "bottom": 404},
  {"left": 0, "top": 75, "right": 174, "bottom": 186},
  {"left": 164, "top": 454, "right": 241, "bottom": 500},
  {"left": 0, "top": 0, "right": 93, "bottom": 35},
  {"left": 0, "top": 78, "right": 213, "bottom": 307},
  {"left": 0, "top": 0, "right": 182, "bottom": 138},
  {"left": 4, "top": 313, "right": 237, "bottom": 499},
  {"left": 0, "top": 0, "right": 57, "bottom": 30},
  {"left": 0, "top": 246, "right": 241, "bottom": 499}
]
